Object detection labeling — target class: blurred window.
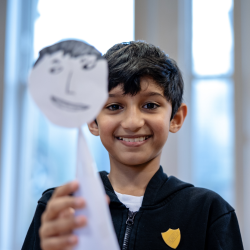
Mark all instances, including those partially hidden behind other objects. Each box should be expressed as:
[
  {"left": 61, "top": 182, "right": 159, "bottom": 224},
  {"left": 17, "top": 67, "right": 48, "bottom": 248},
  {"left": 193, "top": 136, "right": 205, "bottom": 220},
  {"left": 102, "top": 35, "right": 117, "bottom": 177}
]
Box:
[
  {"left": 31, "top": 0, "right": 134, "bottom": 191},
  {"left": 192, "top": 0, "right": 234, "bottom": 205},
  {"left": 0, "top": 1, "right": 134, "bottom": 249}
]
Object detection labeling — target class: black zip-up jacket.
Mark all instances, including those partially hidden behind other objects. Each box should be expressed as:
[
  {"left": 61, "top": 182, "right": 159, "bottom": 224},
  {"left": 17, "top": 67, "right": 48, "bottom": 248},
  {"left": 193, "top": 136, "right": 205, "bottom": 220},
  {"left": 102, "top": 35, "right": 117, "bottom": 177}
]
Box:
[{"left": 22, "top": 167, "right": 244, "bottom": 250}]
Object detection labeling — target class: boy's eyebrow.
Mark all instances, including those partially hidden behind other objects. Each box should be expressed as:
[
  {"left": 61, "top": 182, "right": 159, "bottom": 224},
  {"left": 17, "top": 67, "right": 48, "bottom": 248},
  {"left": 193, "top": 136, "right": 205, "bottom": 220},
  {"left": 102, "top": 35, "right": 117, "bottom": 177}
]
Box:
[
  {"left": 108, "top": 93, "right": 122, "bottom": 97},
  {"left": 108, "top": 92, "right": 165, "bottom": 98},
  {"left": 142, "top": 92, "right": 165, "bottom": 98}
]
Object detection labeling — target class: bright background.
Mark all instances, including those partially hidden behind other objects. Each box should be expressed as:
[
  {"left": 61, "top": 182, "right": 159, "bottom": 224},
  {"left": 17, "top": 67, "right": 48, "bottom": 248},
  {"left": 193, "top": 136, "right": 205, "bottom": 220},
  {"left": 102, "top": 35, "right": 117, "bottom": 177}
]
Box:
[{"left": 0, "top": 0, "right": 249, "bottom": 249}]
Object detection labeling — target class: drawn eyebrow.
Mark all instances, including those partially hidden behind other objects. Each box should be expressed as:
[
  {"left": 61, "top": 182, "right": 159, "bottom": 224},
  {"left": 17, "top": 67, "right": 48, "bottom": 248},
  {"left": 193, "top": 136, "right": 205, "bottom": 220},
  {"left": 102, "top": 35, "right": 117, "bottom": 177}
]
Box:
[{"left": 52, "top": 59, "right": 60, "bottom": 64}]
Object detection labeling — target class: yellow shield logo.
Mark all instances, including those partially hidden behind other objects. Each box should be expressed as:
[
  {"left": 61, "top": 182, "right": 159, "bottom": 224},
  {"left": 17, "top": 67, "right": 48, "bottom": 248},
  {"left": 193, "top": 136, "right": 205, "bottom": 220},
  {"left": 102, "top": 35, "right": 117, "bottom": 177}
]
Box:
[{"left": 161, "top": 228, "right": 181, "bottom": 249}]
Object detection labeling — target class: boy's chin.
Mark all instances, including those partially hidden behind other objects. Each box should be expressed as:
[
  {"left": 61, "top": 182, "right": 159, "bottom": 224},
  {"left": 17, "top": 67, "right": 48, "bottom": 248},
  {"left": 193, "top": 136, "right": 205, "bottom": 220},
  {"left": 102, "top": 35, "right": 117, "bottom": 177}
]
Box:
[{"left": 114, "top": 154, "right": 155, "bottom": 167}]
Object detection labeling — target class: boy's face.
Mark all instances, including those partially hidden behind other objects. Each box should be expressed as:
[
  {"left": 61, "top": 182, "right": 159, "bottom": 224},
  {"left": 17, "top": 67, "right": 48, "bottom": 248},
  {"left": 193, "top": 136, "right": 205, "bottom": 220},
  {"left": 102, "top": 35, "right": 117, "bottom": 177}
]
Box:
[
  {"left": 29, "top": 51, "right": 108, "bottom": 128},
  {"left": 90, "top": 76, "right": 179, "bottom": 167}
]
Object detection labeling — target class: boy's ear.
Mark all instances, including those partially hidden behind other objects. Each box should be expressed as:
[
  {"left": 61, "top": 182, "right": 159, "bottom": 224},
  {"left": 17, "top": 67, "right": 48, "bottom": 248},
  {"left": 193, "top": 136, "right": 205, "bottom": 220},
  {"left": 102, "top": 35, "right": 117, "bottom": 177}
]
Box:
[
  {"left": 88, "top": 120, "right": 100, "bottom": 136},
  {"left": 169, "top": 103, "right": 188, "bottom": 133}
]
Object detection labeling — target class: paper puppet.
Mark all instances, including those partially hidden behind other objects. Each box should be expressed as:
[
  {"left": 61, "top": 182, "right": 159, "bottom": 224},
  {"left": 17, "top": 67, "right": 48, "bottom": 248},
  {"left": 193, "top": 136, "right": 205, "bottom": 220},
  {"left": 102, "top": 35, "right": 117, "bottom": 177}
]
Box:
[
  {"left": 29, "top": 40, "right": 108, "bottom": 127},
  {"left": 29, "top": 40, "right": 119, "bottom": 250}
]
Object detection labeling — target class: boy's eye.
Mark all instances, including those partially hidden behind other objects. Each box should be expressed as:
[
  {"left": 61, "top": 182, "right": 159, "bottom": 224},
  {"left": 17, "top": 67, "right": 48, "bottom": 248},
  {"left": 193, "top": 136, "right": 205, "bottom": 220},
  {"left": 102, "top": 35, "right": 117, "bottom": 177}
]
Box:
[
  {"left": 143, "top": 103, "right": 159, "bottom": 109},
  {"left": 107, "top": 104, "right": 123, "bottom": 111}
]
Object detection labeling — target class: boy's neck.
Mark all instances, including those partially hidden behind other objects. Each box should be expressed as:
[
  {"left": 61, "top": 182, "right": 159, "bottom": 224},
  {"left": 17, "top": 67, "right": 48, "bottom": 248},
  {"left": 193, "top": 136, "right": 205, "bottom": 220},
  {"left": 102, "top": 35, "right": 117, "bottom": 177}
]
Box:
[{"left": 108, "top": 154, "right": 161, "bottom": 197}]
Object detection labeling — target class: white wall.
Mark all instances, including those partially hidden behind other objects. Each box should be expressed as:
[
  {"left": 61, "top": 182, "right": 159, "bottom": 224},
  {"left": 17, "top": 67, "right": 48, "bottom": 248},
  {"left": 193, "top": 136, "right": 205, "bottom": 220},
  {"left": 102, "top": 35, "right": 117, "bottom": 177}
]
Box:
[{"left": 234, "top": 0, "right": 250, "bottom": 248}]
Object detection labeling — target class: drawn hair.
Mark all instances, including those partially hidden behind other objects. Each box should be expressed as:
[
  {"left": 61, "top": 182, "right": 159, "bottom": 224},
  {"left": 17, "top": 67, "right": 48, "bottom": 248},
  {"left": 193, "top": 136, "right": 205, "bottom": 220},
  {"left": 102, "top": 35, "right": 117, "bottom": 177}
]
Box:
[
  {"left": 34, "top": 40, "right": 102, "bottom": 67},
  {"left": 103, "top": 41, "right": 184, "bottom": 120}
]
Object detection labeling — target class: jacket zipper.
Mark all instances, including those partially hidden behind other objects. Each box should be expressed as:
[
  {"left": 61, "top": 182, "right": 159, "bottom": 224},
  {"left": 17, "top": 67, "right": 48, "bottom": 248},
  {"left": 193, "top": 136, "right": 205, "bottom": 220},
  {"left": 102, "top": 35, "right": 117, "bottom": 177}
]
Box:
[{"left": 122, "top": 211, "right": 137, "bottom": 250}]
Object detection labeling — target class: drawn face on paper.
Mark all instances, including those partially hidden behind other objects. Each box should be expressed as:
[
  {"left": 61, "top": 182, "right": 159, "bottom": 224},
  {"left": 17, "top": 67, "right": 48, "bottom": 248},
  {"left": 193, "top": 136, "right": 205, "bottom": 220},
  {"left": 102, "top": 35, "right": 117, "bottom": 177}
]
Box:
[{"left": 29, "top": 50, "right": 108, "bottom": 128}]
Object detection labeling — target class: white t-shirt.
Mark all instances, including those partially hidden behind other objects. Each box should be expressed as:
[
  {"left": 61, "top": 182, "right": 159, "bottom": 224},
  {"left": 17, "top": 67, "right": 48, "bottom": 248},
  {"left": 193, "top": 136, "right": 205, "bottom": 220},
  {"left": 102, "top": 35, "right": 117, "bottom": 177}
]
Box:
[{"left": 115, "top": 191, "right": 143, "bottom": 212}]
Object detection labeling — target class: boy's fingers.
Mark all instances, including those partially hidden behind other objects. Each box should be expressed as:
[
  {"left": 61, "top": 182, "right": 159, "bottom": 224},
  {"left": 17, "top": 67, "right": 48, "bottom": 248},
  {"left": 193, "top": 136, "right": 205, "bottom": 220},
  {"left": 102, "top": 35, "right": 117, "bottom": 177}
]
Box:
[
  {"left": 59, "top": 207, "right": 75, "bottom": 219},
  {"left": 40, "top": 216, "right": 87, "bottom": 238},
  {"left": 52, "top": 181, "right": 79, "bottom": 199},
  {"left": 106, "top": 195, "right": 110, "bottom": 204},
  {"left": 41, "top": 234, "right": 77, "bottom": 250},
  {"left": 43, "top": 197, "right": 84, "bottom": 221}
]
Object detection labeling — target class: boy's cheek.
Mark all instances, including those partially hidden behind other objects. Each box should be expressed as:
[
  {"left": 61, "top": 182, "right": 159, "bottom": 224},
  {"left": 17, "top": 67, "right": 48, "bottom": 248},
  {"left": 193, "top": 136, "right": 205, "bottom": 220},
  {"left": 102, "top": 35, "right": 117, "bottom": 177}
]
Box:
[
  {"left": 97, "top": 117, "right": 116, "bottom": 134},
  {"left": 150, "top": 117, "right": 170, "bottom": 134}
]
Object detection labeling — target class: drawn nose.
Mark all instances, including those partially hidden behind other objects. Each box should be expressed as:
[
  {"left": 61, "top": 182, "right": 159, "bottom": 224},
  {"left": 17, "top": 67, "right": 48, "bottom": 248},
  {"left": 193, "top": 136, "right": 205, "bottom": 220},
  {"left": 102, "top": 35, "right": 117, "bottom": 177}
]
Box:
[{"left": 65, "top": 71, "right": 75, "bottom": 95}]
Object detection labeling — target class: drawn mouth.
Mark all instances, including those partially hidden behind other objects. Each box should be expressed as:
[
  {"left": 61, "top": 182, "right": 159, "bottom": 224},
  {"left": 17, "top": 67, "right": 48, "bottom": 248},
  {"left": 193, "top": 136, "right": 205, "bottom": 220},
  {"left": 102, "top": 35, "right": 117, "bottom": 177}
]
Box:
[{"left": 51, "top": 96, "right": 89, "bottom": 111}]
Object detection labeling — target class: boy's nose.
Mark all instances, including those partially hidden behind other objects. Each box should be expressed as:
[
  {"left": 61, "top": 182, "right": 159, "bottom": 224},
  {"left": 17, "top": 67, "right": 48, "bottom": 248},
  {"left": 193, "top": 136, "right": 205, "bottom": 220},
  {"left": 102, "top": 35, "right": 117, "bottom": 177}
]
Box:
[
  {"left": 65, "top": 71, "right": 76, "bottom": 95},
  {"left": 121, "top": 107, "right": 145, "bottom": 132}
]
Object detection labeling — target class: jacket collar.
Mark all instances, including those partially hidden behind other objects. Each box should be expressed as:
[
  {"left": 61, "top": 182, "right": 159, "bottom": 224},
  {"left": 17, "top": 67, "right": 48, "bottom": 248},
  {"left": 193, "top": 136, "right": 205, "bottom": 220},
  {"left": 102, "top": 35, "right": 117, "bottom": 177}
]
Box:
[
  {"left": 141, "top": 166, "right": 168, "bottom": 206},
  {"left": 99, "top": 169, "right": 125, "bottom": 209},
  {"left": 99, "top": 166, "right": 193, "bottom": 208},
  {"left": 100, "top": 166, "right": 168, "bottom": 208}
]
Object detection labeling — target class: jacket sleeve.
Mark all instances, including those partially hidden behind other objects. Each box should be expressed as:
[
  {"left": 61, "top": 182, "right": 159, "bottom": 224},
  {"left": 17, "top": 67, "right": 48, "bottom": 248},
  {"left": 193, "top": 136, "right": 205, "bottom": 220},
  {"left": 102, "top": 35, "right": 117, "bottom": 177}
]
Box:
[
  {"left": 21, "top": 202, "right": 46, "bottom": 250},
  {"left": 206, "top": 211, "right": 244, "bottom": 249}
]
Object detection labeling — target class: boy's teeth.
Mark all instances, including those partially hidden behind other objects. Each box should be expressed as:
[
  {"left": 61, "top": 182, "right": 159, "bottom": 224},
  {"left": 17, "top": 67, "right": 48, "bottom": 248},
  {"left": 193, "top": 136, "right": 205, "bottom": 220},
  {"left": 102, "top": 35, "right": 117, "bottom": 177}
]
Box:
[{"left": 119, "top": 136, "right": 149, "bottom": 142}]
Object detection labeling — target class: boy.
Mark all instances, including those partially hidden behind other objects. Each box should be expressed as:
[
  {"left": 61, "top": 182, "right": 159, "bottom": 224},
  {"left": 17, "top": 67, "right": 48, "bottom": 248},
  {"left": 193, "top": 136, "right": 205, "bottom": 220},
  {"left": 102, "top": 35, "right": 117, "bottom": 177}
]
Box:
[{"left": 22, "top": 41, "right": 244, "bottom": 250}]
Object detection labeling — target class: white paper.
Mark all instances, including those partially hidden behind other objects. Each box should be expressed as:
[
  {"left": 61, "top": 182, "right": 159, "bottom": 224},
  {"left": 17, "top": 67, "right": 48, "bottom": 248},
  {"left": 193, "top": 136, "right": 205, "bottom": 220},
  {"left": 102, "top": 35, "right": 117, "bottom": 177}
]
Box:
[
  {"left": 74, "top": 129, "right": 120, "bottom": 250},
  {"left": 29, "top": 50, "right": 108, "bottom": 128},
  {"left": 28, "top": 40, "right": 119, "bottom": 250}
]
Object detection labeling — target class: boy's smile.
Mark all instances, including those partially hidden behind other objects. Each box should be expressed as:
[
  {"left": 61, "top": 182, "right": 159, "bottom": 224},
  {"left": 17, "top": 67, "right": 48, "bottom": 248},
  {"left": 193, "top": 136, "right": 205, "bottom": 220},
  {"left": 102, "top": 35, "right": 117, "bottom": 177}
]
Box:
[
  {"left": 89, "top": 76, "right": 177, "bottom": 167},
  {"left": 116, "top": 134, "right": 152, "bottom": 147}
]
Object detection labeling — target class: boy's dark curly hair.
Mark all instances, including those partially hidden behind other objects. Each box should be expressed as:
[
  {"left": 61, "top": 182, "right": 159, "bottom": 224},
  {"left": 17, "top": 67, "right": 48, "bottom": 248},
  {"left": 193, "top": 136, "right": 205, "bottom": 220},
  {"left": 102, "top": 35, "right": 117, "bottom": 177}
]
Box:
[{"left": 103, "top": 41, "right": 184, "bottom": 120}]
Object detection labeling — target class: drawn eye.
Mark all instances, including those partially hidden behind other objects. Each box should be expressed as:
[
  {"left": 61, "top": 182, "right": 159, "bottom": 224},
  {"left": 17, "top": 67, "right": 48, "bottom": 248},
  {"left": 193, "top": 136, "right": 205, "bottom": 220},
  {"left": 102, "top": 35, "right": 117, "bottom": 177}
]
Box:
[
  {"left": 49, "top": 66, "right": 63, "bottom": 74},
  {"left": 82, "top": 62, "right": 96, "bottom": 70}
]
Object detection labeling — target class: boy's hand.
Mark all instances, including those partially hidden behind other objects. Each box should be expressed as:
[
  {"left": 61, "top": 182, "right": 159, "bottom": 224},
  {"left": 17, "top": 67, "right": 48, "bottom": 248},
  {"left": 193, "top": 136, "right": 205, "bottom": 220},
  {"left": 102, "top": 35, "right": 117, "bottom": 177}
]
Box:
[{"left": 39, "top": 181, "right": 86, "bottom": 250}]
